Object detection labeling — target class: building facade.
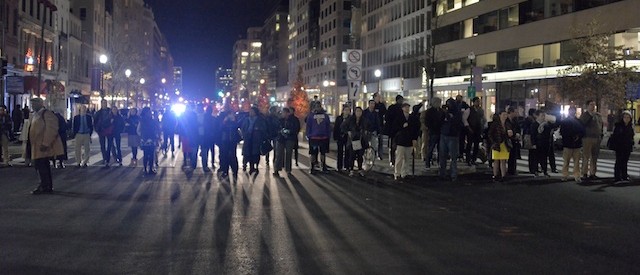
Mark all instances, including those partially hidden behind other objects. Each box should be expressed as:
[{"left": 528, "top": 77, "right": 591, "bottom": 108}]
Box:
[{"left": 261, "top": 1, "right": 290, "bottom": 103}]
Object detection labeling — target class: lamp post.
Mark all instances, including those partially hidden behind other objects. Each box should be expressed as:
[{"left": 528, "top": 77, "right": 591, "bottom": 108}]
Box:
[
  {"left": 125, "top": 69, "right": 131, "bottom": 108},
  {"left": 136, "top": 78, "right": 145, "bottom": 108},
  {"left": 99, "top": 54, "right": 108, "bottom": 102},
  {"left": 467, "top": 52, "right": 476, "bottom": 99},
  {"left": 374, "top": 69, "right": 382, "bottom": 102}
]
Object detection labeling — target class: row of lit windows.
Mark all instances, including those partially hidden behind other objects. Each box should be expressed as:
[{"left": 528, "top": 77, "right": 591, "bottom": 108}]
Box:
[
  {"left": 364, "top": 38, "right": 425, "bottom": 68},
  {"left": 363, "top": 0, "right": 425, "bottom": 32}
]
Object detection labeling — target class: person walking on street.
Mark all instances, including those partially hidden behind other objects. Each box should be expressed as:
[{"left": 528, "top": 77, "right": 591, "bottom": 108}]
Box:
[
  {"left": 0, "top": 105, "right": 12, "bottom": 166},
  {"left": 53, "top": 111, "right": 68, "bottom": 168},
  {"left": 463, "top": 97, "right": 485, "bottom": 166},
  {"left": 392, "top": 103, "right": 420, "bottom": 181},
  {"left": 273, "top": 107, "right": 300, "bottom": 176},
  {"left": 384, "top": 95, "right": 404, "bottom": 167},
  {"left": 11, "top": 104, "right": 22, "bottom": 137},
  {"left": 344, "top": 107, "right": 370, "bottom": 177},
  {"left": 363, "top": 100, "right": 381, "bottom": 158},
  {"left": 560, "top": 106, "right": 585, "bottom": 183},
  {"left": 579, "top": 100, "right": 603, "bottom": 180},
  {"left": 138, "top": 107, "right": 159, "bottom": 175},
  {"left": 439, "top": 98, "right": 463, "bottom": 182},
  {"left": 373, "top": 93, "right": 387, "bottom": 160},
  {"left": 218, "top": 111, "right": 242, "bottom": 178},
  {"left": 28, "top": 98, "right": 63, "bottom": 194},
  {"left": 423, "top": 97, "right": 444, "bottom": 168},
  {"left": 195, "top": 105, "right": 214, "bottom": 172},
  {"left": 161, "top": 108, "right": 177, "bottom": 157},
  {"left": 72, "top": 105, "right": 93, "bottom": 167},
  {"left": 109, "top": 106, "right": 125, "bottom": 166},
  {"left": 264, "top": 106, "right": 281, "bottom": 167},
  {"left": 241, "top": 107, "right": 269, "bottom": 174},
  {"left": 522, "top": 108, "right": 538, "bottom": 174},
  {"left": 505, "top": 107, "right": 521, "bottom": 175},
  {"left": 610, "top": 111, "right": 635, "bottom": 183},
  {"left": 125, "top": 108, "right": 140, "bottom": 166},
  {"left": 489, "top": 111, "right": 512, "bottom": 182},
  {"left": 531, "top": 110, "right": 553, "bottom": 177},
  {"left": 333, "top": 106, "right": 351, "bottom": 172},
  {"left": 93, "top": 100, "right": 113, "bottom": 166},
  {"left": 305, "top": 102, "right": 331, "bottom": 173}
]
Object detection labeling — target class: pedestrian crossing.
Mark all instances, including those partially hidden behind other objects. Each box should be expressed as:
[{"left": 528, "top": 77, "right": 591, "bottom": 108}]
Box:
[{"left": 516, "top": 155, "right": 640, "bottom": 179}]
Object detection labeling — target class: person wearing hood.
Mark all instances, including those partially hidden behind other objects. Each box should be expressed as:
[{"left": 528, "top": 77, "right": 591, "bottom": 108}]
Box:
[{"left": 610, "top": 110, "right": 635, "bottom": 183}]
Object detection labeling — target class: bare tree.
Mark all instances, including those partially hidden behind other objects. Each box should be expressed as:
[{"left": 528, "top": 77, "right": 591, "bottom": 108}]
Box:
[{"left": 104, "top": 28, "right": 147, "bottom": 106}]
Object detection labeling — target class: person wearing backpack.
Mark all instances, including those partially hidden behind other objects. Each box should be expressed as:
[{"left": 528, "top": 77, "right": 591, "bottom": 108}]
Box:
[{"left": 28, "top": 98, "right": 63, "bottom": 194}]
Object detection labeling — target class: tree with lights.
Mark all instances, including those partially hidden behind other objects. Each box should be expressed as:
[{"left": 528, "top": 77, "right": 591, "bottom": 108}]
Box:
[
  {"left": 288, "top": 66, "right": 310, "bottom": 119},
  {"left": 258, "top": 79, "right": 270, "bottom": 114}
]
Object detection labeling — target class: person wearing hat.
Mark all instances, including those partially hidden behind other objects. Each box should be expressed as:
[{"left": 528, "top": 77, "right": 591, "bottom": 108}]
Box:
[
  {"left": 610, "top": 110, "right": 635, "bottom": 183},
  {"left": 27, "top": 98, "right": 64, "bottom": 194}
]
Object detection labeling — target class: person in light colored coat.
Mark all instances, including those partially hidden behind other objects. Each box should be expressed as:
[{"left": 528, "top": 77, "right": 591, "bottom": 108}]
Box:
[{"left": 28, "top": 97, "right": 64, "bottom": 194}]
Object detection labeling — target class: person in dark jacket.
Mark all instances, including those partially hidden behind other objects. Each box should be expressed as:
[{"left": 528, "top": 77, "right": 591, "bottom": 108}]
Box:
[
  {"left": 93, "top": 100, "right": 113, "bottom": 166},
  {"left": 125, "top": 108, "right": 140, "bottom": 166},
  {"left": 11, "top": 104, "right": 23, "bottom": 136},
  {"left": 373, "top": 93, "right": 387, "bottom": 160},
  {"left": 391, "top": 103, "right": 420, "bottom": 181},
  {"left": 560, "top": 106, "right": 585, "bottom": 182},
  {"left": 333, "top": 106, "right": 351, "bottom": 172},
  {"left": 463, "top": 97, "right": 486, "bottom": 166},
  {"left": 137, "top": 107, "right": 160, "bottom": 175},
  {"left": 423, "top": 97, "right": 444, "bottom": 168},
  {"left": 109, "top": 106, "right": 125, "bottom": 166},
  {"left": 241, "top": 107, "right": 269, "bottom": 174},
  {"left": 218, "top": 111, "right": 242, "bottom": 178},
  {"left": 0, "top": 105, "right": 12, "bottom": 166},
  {"left": 72, "top": 105, "right": 93, "bottom": 167},
  {"left": 531, "top": 110, "right": 553, "bottom": 177},
  {"left": 344, "top": 107, "right": 370, "bottom": 176},
  {"left": 384, "top": 95, "right": 404, "bottom": 167},
  {"left": 54, "top": 111, "right": 69, "bottom": 168},
  {"left": 522, "top": 108, "right": 538, "bottom": 174},
  {"left": 439, "top": 98, "right": 463, "bottom": 182},
  {"left": 305, "top": 103, "right": 331, "bottom": 173},
  {"left": 273, "top": 107, "right": 300, "bottom": 176},
  {"left": 161, "top": 108, "right": 177, "bottom": 157},
  {"left": 505, "top": 107, "right": 521, "bottom": 175},
  {"left": 611, "top": 111, "right": 635, "bottom": 183}
]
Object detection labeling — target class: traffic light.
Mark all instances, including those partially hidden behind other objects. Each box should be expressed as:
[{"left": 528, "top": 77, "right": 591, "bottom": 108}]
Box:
[{"left": 1, "top": 58, "right": 7, "bottom": 76}]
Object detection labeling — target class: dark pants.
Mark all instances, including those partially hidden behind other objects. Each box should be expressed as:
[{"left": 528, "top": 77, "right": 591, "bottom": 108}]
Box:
[
  {"left": 336, "top": 140, "right": 351, "bottom": 170},
  {"left": 142, "top": 146, "right": 155, "bottom": 171},
  {"left": 131, "top": 146, "right": 138, "bottom": 160},
  {"left": 110, "top": 134, "right": 122, "bottom": 163},
  {"left": 459, "top": 128, "right": 468, "bottom": 160},
  {"left": 528, "top": 149, "right": 537, "bottom": 173},
  {"left": 209, "top": 143, "right": 217, "bottom": 167},
  {"left": 465, "top": 132, "right": 481, "bottom": 164},
  {"left": 99, "top": 134, "right": 112, "bottom": 162},
  {"left": 614, "top": 149, "right": 631, "bottom": 180},
  {"left": 547, "top": 147, "right": 556, "bottom": 171},
  {"left": 196, "top": 135, "right": 210, "bottom": 169},
  {"left": 536, "top": 146, "right": 549, "bottom": 174},
  {"left": 388, "top": 136, "right": 397, "bottom": 165},
  {"left": 426, "top": 134, "right": 439, "bottom": 166},
  {"left": 350, "top": 148, "right": 364, "bottom": 170},
  {"left": 275, "top": 140, "right": 295, "bottom": 172},
  {"left": 163, "top": 132, "right": 175, "bottom": 153},
  {"left": 507, "top": 142, "right": 521, "bottom": 175},
  {"left": 219, "top": 141, "right": 238, "bottom": 174},
  {"left": 34, "top": 158, "right": 53, "bottom": 190}
]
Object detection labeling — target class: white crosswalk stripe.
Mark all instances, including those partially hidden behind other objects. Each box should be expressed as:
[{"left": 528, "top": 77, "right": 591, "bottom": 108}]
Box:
[{"left": 517, "top": 155, "right": 640, "bottom": 178}]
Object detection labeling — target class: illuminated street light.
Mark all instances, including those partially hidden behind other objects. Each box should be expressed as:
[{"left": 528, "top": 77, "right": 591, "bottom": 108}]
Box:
[
  {"left": 323, "top": 80, "right": 329, "bottom": 87},
  {"left": 260, "top": 79, "right": 266, "bottom": 84},
  {"left": 99, "top": 54, "right": 108, "bottom": 64},
  {"left": 374, "top": 69, "right": 382, "bottom": 78},
  {"left": 139, "top": 78, "right": 146, "bottom": 85},
  {"left": 161, "top": 78, "right": 167, "bottom": 84},
  {"left": 125, "top": 69, "right": 131, "bottom": 78}
]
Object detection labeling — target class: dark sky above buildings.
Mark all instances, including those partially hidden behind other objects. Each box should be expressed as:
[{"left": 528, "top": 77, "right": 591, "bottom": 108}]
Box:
[{"left": 146, "top": 0, "right": 278, "bottom": 98}]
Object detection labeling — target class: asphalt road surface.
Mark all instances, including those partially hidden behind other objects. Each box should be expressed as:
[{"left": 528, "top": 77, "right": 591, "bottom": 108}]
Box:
[{"left": 1, "top": 142, "right": 640, "bottom": 274}]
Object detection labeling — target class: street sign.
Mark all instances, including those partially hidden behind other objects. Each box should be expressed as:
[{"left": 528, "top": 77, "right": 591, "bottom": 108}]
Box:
[
  {"left": 467, "top": 86, "right": 476, "bottom": 99},
  {"left": 347, "top": 65, "right": 362, "bottom": 81},
  {"left": 346, "top": 49, "right": 362, "bottom": 66},
  {"left": 349, "top": 81, "right": 361, "bottom": 101},
  {"left": 5, "top": 76, "right": 24, "bottom": 94}
]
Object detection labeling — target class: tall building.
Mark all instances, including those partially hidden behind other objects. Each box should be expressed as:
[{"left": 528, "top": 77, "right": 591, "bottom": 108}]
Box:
[
  {"left": 427, "top": 0, "right": 640, "bottom": 116},
  {"left": 289, "top": 0, "right": 353, "bottom": 115},
  {"left": 360, "top": 0, "right": 427, "bottom": 104},
  {"left": 232, "top": 28, "right": 262, "bottom": 104},
  {"left": 262, "top": 0, "right": 290, "bottom": 102},
  {"left": 215, "top": 67, "right": 233, "bottom": 98}
]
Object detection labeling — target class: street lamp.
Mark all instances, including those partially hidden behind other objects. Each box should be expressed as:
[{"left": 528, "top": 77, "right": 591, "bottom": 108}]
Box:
[
  {"left": 136, "top": 78, "right": 145, "bottom": 107},
  {"left": 468, "top": 52, "right": 476, "bottom": 99},
  {"left": 124, "top": 69, "right": 132, "bottom": 107},
  {"left": 99, "top": 54, "right": 108, "bottom": 100}
]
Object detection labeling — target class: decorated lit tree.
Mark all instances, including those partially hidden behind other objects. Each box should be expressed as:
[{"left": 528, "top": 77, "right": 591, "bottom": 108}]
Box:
[
  {"left": 258, "top": 79, "right": 270, "bottom": 114},
  {"left": 288, "top": 66, "right": 310, "bottom": 119}
]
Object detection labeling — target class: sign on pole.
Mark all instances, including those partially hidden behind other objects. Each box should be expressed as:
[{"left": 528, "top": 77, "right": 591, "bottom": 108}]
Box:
[
  {"left": 346, "top": 49, "right": 363, "bottom": 103},
  {"left": 349, "top": 81, "right": 360, "bottom": 101}
]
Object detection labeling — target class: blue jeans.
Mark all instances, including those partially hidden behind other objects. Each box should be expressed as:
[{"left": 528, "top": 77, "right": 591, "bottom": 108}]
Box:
[{"left": 439, "top": 135, "right": 459, "bottom": 179}]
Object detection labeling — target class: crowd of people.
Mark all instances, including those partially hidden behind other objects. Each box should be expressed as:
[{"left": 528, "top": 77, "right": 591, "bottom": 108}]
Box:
[{"left": 0, "top": 93, "right": 638, "bottom": 195}]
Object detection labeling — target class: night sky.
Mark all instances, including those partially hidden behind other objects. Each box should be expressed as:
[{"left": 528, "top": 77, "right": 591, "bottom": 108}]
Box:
[{"left": 145, "top": 0, "right": 279, "bottom": 99}]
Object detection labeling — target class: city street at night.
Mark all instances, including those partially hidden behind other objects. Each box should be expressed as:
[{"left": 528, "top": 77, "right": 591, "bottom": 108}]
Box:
[{"left": 1, "top": 140, "right": 640, "bottom": 274}]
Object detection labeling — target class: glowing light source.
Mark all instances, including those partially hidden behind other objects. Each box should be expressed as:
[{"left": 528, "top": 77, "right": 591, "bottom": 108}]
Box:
[
  {"left": 99, "top": 54, "right": 108, "bottom": 64},
  {"left": 171, "top": 103, "right": 187, "bottom": 116},
  {"left": 218, "top": 91, "right": 225, "bottom": 97},
  {"left": 125, "top": 69, "right": 131, "bottom": 78}
]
